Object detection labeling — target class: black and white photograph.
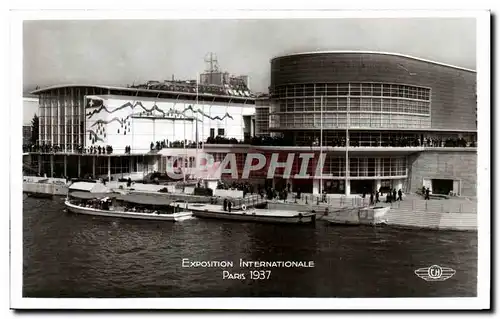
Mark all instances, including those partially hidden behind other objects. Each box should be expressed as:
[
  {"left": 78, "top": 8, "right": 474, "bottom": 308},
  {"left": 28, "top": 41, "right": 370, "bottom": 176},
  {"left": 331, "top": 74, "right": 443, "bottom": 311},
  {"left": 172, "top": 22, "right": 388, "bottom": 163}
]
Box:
[{"left": 9, "top": 9, "right": 490, "bottom": 310}]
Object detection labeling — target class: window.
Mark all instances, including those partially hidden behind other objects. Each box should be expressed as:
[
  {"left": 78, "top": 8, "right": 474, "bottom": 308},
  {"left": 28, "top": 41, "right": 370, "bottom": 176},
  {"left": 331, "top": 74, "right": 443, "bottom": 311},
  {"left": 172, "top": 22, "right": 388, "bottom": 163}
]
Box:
[
  {"left": 315, "top": 83, "right": 326, "bottom": 96},
  {"left": 350, "top": 98, "right": 360, "bottom": 111},
  {"left": 338, "top": 84, "right": 349, "bottom": 96},
  {"left": 361, "top": 83, "right": 372, "bottom": 96},
  {"left": 350, "top": 83, "right": 361, "bottom": 96},
  {"left": 210, "top": 128, "right": 215, "bottom": 138},
  {"left": 217, "top": 128, "right": 225, "bottom": 136}
]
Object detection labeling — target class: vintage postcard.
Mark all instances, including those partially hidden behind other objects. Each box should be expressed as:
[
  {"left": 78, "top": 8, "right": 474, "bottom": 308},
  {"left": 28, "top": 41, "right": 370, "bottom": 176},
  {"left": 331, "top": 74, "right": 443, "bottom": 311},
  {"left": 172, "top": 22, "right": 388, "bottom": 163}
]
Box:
[{"left": 9, "top": 9, "right": 491, "bottom": 310}]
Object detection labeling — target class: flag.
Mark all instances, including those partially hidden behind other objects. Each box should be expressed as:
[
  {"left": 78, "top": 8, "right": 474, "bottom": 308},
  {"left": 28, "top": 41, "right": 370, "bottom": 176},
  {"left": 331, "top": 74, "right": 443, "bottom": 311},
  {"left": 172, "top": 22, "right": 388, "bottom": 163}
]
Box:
[{"left": 86, "top": 98, "right": 103, "bottom": 108}]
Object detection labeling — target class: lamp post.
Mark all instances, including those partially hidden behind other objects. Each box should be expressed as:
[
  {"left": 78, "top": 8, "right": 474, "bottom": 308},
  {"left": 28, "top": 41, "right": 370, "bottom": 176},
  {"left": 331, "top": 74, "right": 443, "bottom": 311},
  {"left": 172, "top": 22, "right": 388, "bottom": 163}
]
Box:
[{"left": 319, "top": 96, "right": 323, "bottom": 195}]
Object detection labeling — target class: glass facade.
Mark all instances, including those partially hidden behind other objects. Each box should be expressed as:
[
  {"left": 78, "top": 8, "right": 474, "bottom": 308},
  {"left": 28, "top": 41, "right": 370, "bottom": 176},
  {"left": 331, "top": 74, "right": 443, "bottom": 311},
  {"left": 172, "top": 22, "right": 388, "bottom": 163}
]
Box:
[
  {"left": 207, "top": 151, "right": 408, "bottom": 179},
  {"left": 255, "top": 106, "right": 270, "bottom": 136},
  {"left": 269, "top": 82, "right": 431, "bottom": 130},
  {"left": 38, "top": 87, "right": 113, "bottom": 152}
]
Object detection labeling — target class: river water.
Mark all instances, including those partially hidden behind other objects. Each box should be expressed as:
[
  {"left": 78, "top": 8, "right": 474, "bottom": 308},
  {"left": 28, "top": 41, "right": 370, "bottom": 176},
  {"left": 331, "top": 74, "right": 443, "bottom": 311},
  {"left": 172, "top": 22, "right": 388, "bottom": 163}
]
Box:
[{"left": 22, "top": 197, "right": 477, "bottom": 298}]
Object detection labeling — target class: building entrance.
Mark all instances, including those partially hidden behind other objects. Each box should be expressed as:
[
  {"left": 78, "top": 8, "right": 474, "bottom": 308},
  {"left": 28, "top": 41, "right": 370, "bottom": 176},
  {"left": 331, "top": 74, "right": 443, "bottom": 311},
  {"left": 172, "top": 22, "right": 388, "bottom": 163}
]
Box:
[
  {"left": 432, "top": 179, "right": 454, "bottom": 195},
  {"left": 292, "top": 179, "right": 313, "bottom": 193},
  {"left": 350, "top": 180, "right": 375, "bottom": 194},
  {"left": 324, "top": 180, "right": 345, "bottom": 194}
]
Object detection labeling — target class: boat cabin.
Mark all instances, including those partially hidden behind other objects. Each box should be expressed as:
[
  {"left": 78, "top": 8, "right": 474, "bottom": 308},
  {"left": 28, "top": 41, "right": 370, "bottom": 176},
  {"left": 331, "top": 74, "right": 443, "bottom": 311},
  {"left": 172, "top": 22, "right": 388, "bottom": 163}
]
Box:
[{"left": 67, "top": 192, "right": 189, "bottom": 215}]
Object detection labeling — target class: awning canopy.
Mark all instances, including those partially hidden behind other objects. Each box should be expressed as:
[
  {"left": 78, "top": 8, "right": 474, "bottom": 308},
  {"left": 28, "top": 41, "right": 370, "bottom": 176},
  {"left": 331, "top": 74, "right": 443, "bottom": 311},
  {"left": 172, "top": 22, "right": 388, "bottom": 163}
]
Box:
[
  {"left": 69, "top": 182, "right": 110, "bottom": 193},
  {"left": 115, "top": 194, "right": 174, "bottom": 206},
  {"left": 68, "top": 191, "right": 117, "bottom": 200}
]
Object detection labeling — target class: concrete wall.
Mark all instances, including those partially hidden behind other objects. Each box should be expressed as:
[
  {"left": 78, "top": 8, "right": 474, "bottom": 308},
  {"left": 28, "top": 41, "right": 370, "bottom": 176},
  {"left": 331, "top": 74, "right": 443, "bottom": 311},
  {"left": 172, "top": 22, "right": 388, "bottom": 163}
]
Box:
[
  {"left": 407, "top": 150, "right": 477, "bottom": 197},
  {"left": 23, "top": 182, "right": 68, "bottom": 196}
]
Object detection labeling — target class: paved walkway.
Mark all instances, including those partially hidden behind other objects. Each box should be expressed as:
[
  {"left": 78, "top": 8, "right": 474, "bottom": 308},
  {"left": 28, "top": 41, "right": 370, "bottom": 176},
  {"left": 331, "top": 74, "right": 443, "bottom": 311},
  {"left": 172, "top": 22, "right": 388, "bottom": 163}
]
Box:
[{"left": 267, "top": 193, "right": 477, "bottom": 231}]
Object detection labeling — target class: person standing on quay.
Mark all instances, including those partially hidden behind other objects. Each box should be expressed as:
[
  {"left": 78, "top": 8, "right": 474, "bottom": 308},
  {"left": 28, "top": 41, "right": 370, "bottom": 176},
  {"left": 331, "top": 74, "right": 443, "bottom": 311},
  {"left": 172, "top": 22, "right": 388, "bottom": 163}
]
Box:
[
  {"left": 425, "top": 188, "right": 430, "bottom": 200},
  {"left": 398, "top": 189, "right": 403, "bottom": 201}
]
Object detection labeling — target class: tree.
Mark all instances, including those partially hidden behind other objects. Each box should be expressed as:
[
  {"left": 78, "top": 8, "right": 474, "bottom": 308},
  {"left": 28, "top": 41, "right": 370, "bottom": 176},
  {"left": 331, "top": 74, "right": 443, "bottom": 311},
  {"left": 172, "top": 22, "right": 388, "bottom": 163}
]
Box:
[{"left": 31, "top": 114, "right": 39, "bottom": 145}]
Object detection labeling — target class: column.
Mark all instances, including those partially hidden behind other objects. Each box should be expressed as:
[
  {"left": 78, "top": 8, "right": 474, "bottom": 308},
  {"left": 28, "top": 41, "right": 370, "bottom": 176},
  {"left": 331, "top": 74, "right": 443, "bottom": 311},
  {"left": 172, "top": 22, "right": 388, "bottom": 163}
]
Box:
[
  {"left": 64, "top": 155, "right": 67, "bottom": 177},
  {"left": 77, "top": 156, "right": 81, "bottom": 177},
  {"left": 107, "top": 156, "right": 111, "bottom": 182},
  {"left": 375, "top": 158, "right": 381, "bottom": 177},
  {"left": 129, "top": 155, "right": 133, "bottom": 173},
  {"left": 57, "top": 91, "right": 60, "bottom": 146},
  {"left": 153, "top": 156, "right": 159, "bottom": 171},
  {"left": 50, "top": 154, "right": 54, "bottom": 177},
  {"left": 71, "top": 88, "right": 74, "bottom": 152},
  {"left": 313, "top": 179, "right": 320, "bottom": 195},
  {"left": 38, "top": 154, "right": 42, "bottom": 175},
  {"left": 345, "top": 179, "right": 351, "bottom": 195},
  {"left": 92, "top": 156, "right": 96, "bottom": 178}
]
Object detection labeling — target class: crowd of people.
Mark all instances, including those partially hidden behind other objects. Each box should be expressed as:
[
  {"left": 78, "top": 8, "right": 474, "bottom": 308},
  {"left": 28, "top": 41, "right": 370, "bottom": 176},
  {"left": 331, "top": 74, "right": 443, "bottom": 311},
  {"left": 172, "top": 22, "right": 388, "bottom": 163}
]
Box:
[
  {"left": 86, "top": 145, "right": 114, "bottom": 155},
  {"left": 22, "top": 143, "right": 116, "bottom": 154},
  {"left": 23, "top": 143, "right": 68, "bottom": 153},
  {"left": 215, "top": 180, "right": 297, "bottom": 202},
  {"left": 352, "top": 188, "right": 405, "bottom": 205},
  {"left": 22, "top": 134, "right": 475, "bottom": 156},
  {"left": 131, "top": 80, "right": 255, "bottom": 98},
  {"left": 216, "top": 181, "right": 255, "bottom": 197},
  {"left": 149, "top": 140, "right": 200, "bottom": 150},
  {"left": 202, "top": 135, "right": 475, "bottom": 148},
  {"left": 205, "top": 135, "right": 294, "bottom": 146}
]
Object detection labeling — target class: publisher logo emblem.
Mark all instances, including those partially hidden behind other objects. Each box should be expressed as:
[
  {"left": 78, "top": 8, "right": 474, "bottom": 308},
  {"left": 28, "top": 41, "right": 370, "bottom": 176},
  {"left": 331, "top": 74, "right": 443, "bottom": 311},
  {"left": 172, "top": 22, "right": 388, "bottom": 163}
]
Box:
[{"left": 415, "top": 265, "right": 456, "bottom": 281}]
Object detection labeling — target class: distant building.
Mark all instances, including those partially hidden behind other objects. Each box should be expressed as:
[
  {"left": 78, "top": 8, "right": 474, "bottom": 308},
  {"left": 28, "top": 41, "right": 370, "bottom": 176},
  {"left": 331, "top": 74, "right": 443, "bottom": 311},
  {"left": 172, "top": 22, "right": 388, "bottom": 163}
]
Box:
[{"left": 23, "top": 125, "right": 32, "bottom": 145}]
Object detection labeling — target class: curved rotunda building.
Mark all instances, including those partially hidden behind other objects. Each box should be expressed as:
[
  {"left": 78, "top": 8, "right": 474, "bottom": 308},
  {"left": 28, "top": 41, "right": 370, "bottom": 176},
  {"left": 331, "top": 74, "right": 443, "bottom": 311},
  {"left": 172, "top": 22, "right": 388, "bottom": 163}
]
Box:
[{"left": 247, "top": 51, "right": 477, "bottom": 196}]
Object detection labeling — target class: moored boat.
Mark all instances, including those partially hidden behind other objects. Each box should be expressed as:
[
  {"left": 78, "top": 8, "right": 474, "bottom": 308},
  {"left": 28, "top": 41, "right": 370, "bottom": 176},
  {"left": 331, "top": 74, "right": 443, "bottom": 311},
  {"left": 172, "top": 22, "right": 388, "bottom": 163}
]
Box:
[
  {"left": 65, "top": 191, "right": 193, "bottom": 222},
  {"left": 177, "top": 202, "right": 316, "bottom": 224},
  {"left": 328, "top": 206, "right": 390, "bottom": 226}
]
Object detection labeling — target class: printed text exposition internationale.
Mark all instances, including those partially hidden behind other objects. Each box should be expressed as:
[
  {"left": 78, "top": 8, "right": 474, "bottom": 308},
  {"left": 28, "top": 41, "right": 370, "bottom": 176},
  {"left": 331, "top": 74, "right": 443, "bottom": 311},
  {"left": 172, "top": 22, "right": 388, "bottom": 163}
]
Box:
[{"left": 182, "top": 259, "right": 315, "bottom": 268}]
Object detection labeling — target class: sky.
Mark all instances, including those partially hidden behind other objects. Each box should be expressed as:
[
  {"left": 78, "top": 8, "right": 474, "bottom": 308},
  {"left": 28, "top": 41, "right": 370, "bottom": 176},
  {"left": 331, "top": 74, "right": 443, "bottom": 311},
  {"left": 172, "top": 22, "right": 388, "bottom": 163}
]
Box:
[{"left": 22, "top": 18, "right": 477, "bottom": 123}]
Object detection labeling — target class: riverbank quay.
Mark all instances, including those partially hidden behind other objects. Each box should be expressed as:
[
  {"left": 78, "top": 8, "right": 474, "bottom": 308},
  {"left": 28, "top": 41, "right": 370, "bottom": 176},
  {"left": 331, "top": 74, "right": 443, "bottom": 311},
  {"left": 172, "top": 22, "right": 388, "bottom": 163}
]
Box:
[
  {"left": 268, "top": 194, "right": 477, "bottom": 231},
  {"left": 23, "top": 177, "right": 69, "bottom": 197}
]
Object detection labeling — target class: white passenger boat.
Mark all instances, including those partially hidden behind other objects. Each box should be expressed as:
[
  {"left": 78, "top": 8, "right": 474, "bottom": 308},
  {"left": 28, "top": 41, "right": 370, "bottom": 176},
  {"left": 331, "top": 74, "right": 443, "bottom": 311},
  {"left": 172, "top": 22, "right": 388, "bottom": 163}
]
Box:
[
  {"left": 65, "top": 191, "right": 193, "bottom": 222},
  {"left": 178, "top": 202, "right": 316, "bottom": 224},
  {"left": 328, "top": 206, "right": 390, "bottom": 226}
]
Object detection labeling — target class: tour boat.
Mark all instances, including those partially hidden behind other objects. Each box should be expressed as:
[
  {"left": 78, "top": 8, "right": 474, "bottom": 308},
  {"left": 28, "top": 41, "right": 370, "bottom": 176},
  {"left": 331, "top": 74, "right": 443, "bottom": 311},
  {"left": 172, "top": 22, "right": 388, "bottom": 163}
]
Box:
[
  {"left": 177, "top": 202, "right": 316, "bottom": 224},
  {"left": 65, "top": 191, "right": 193, "bottom": 222},
  {"left": 328, "top": 206, "right": 390, "bottom": 226}
]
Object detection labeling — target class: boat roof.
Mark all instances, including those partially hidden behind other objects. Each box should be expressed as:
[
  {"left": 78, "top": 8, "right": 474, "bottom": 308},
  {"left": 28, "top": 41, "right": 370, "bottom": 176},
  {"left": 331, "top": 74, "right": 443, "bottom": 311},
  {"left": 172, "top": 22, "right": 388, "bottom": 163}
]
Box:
[
  {"left": 115, "top": 194, "right": 174, "bottom": 206},
  {"left": 69, "top": 182, "right": 110, "bottom": 193},
  {"left": 69, "top": 191, "right": 117, "bottom": 200}
]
